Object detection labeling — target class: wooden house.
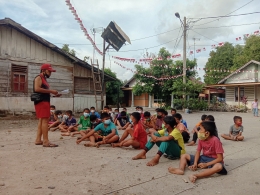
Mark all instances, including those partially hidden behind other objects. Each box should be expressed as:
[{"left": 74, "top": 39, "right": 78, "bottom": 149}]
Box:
[
  {"left": 0, "top": 18, "right": 115, "bottom": 113},
  {"left": 121, "top": 76, "right": 154, "bottom": 107},
  {"left": 207, "top": 60, "right": 260, "bottom": 107}
]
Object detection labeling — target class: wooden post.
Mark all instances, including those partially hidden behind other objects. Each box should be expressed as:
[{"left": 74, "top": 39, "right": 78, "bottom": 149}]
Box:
[
  {"left": 238, "top": 86, "right": 240, "bottom": 107},
  {"left": 208, "top": 90, "right": 210, "bottom": 106},
  {"left": 131, "top": 90, "right": 134, "bottom": 107}
]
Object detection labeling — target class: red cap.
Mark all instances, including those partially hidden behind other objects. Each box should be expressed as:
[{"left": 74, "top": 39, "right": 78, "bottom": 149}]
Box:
[{"left": 41, "top": 64, "right": 56, "bottom": 72}]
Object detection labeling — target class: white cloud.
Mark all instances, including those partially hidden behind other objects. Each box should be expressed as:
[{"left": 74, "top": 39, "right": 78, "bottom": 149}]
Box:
[{"left": 0, "top": 0, "right": 258, "bottom": 82}]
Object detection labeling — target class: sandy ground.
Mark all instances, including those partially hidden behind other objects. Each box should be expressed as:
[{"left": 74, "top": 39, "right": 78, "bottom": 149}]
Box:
[{"left": 1, "top": 110, "right": 260, "bottom": 195}]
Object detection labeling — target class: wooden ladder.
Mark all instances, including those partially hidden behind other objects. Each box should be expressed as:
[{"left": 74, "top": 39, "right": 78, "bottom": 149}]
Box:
[{"left": 91, "top": 59, "right": 103, "bottom": 110}]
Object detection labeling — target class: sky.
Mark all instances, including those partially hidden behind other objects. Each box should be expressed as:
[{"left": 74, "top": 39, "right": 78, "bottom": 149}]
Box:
[{"left": 0, "top": 0, "right": 259, "bottom": 81}]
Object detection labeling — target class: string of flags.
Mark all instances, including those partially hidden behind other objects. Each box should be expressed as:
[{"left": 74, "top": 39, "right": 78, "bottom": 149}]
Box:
[
  {"left": 115, "top": 59, "right": 256, "bottom": 81},
  {"left": 65, "top": 0, "right": 103, "bottom": 55},
  {"left": 114, "top": 61, "right": 183, "bottom": 80},
  {"left": 113, "top": 58, "right": 259, "bottom": 73}
]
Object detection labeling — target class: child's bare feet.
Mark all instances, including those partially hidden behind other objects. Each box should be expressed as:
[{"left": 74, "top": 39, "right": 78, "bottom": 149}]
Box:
[
  {"left": 189, "top": 174, "right": 197, "bottom": 183},
  {"left": 112, "top": 143, "right": 121, "bottom": 147},
  {"left": 61, "top": 132, "right": 70, "bottom": 136},
  {"left": 84, "top": 143, "right": 96, "bottom": 147},
  {"left": 146, "top": 157, "right": 159, "bottom": 166},
  {"left": 168, "top": 167, "right": 184, "bottom": 175},
  {"left": 186, "top": 141, "right": 195, "bottom": 146},
  {"left": 132, "top": 151, "right": 146, "bottom": 160}
]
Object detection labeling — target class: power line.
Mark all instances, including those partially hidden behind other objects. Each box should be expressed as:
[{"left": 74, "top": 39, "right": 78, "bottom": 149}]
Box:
[
  {"left": 131, "top": 27, "right": 181, "bottom": 41},
  {"left": 109, "top": 38, "right": 179, "bottom": 52},
  {"left": 189, "top": 11, "right": 260, "bottom": 20},
  {"left": 172, "top": 26, "right": 183, "bottom": 54},
  {"left": 53, "top": 21, "right": 260, "bottom": 46},
  {"left": 191, "top": 29, "right": 219, "bottom": 43},
  {"left": 192, "top": 0, "right": 254, "bottom": 26},
  {"left": 193, "top": 21, "right": 260, "bottom": 30}
]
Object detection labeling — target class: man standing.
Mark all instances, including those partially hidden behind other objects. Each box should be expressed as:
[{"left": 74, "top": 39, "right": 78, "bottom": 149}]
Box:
[
  {"left": 252, "top": 99, "right": 258, "bottom": 117},
  {"left": 34, "top": 64, "right": 61, "bottom": 147}
]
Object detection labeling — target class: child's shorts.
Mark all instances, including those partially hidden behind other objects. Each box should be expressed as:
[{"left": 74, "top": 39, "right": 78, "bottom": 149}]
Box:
[{"left": 188, "top": 155, "right": 227, "bottom": 175}]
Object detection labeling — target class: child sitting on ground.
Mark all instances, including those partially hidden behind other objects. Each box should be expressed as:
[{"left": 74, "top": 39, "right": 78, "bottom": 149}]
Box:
[
  {"left": 132, "top": 116, "right": 185, "bottom": 166},
  {"left": 76, "top": 112, "right": 119, "bottom": 147},
  {"left": 171, "top": 108, "right": 177, "bottom": 116},
  {"left": 49, "top": 110, "right": 63, "bottom": 131},
  {"left": 112, "top": 112, "right": 147, "bottom": 149},
  {"left": 174, "top": 113, "right": 190, "bottom": 143},
  {"left": 205, "top": 115, "right": 219, "bottom": 138},
  {"left": 221, "top": 116, "right": 244, "bottom": 141},
  {"left": 59, "top": 110, "right": 77, "bottom": 134},
  {"left": 116, "top": 111, "right": 130, "bottom": 130},
  {"left": 187, "top": 114, "right": 207, "bottom": 146},
  {"left": 49, "top": 105, "right": 56, "bottom": 124},
  {"left": 142, "top": 111, "right": 155, "bottom": 133},
  {"left": 168, "top": 121, "right": 227, "bottom": 183},
  {"left": 69, "top": 108, "right": 91, "bottom": 137}
]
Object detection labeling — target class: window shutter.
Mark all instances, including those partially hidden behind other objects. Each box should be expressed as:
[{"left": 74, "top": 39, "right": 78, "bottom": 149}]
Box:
[{"left": 12, "top": 65, "right": 27, "bottom": 73}]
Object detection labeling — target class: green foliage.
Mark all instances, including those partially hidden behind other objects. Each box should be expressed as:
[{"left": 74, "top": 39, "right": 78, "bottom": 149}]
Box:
[
  {"left": 205, "top": 35, "right": 260, "bottom": 85},
  {"left": 133, "top": 47, "right": 199, "bottom": 106},
  {"left": 104, "top": 68, "right": 124, "bottom": 105},
  {"left": 62, "top": 44, "right": 76, "bottom": 56},
  {"left": 204, "top": 43, "right": 235, "bottom": 84},
  {"left": 173, "top": 98, "right": 208, "bottom": 110}
]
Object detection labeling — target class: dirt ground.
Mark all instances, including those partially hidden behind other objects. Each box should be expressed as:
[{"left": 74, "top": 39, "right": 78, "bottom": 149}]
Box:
[{"left": 1, "top": 111, "right": 260, "bottom": 195}]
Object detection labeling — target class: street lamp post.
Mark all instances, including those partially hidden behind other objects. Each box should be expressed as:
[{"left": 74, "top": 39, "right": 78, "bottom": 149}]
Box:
[
  {"left": 175, "top": 12, "right": 187, "bottom": 100},
  {"left": 175, "top": 12, "right": 187, "bottom": 85}
]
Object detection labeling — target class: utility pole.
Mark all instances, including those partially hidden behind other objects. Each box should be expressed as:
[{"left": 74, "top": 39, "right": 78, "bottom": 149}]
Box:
[{"left": 183, "top": 17, "right": 187, "bottom": 85}]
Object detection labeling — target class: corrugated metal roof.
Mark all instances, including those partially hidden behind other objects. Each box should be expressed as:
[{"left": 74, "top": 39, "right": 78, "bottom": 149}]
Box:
[
  {"left": 217, "top": 60, "right": 260, "bottom": 84},
  {"left": 0, "top": 17, "right": 117, "bottom": 81}
]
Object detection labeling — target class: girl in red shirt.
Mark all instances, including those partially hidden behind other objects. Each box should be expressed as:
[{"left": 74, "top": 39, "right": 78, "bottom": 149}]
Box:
[{"left": 112, "top": 112, "right": 147, "bottom": 149}]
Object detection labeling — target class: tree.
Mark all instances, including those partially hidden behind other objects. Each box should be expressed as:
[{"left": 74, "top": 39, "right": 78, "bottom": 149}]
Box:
[
  {"left": 204, "top": 43, "right": 235, "bottom": 85},
  {"left": 133, "top": 47, "right": 197, "bottom": 106},
  {"left": 62, "top": 44, "right": 76, "bottom": 56},
  {"left": 104, "top": 68, "right": 124, "bottom": 105},
  {"left": 204, "top": 35, "right": 260, "bottom": 85}
]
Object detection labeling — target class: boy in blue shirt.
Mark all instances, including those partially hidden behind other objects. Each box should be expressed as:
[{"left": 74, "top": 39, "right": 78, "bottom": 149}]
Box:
[
  {"left": 90, "top": 106, "right": 100, "bottom": 119},
  {"left": 76, "top": 112, "right": 119, "bottom": 147},
  {"left": 59, "top": 110, "right": 77, "bottom": 133}
]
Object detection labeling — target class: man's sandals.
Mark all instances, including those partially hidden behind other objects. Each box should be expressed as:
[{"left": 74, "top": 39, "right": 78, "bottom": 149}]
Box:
[{"left": 43, "top": 143, "right": 58, "bottom": 147}]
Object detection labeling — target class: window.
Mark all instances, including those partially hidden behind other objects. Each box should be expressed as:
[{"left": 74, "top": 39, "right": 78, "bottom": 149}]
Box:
[
  {"left": 12, "top": 65, "right": 28, "bottom": 93},
  {"left": 235, "top": 87, "right": 244, "bottom": 102}
]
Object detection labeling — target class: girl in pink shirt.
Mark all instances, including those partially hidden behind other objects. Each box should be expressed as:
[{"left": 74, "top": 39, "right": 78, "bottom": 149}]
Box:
[{"left": 168, "top": 121, "right": 227, "bottom": 183}]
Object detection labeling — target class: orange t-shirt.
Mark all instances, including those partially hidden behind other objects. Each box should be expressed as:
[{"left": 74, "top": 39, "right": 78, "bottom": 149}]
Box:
[
  {"left": 196, "top": 121, "right": 202, "bottom": 127},
  {"left": 133, "top": 121, "right": 148, "bottom": 149}
]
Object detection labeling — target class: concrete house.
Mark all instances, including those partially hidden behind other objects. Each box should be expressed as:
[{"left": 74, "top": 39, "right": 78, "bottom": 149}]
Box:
[
  {"left": 0, "top": 18, "right": 115, "bottom": 113},
  {"left": 121, "top": 76, "right": 154, "bottom": 107},
  {"left": 207, "top": 60, "right": 260, "bottom": 107}
]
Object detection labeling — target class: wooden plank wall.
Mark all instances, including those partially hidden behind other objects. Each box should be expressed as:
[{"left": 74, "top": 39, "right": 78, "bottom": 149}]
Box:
[
  {"left": 0, "top": 26, "right": 72, "bottom": 66},
  {"left": 0, "top": 60, "right": 10, "bottom": 95},
  {"left": 225, "top": 87, "right": 234, "bottom": 102},
  {"left": 28, "top": 64, "right": 74, "bottom": 97}
]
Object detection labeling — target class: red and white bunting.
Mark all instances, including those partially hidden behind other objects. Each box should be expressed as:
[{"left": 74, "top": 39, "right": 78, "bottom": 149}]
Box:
[
  {"left": 211, "top": 44, "right": 216, "bottom": 48},
  {"left": 254, "top": 30, "right": 260, "bottom": 35},
  {"left": 172, "top": 54, "right": 181, "bottom": 58},
  {"left": 190, "top": 51, "right": 193, "bottom": 55},
  {"left": 203, "top": 47, "right": 206, "bottom": 51},
  {"left": 218, "top": 42, "right": 224, "bottom": 47},
  {"left": 65, "top": 0, "right": 103, "bottom": 55},
  {"left": 235, "top": 37, "right": 242, "bottom": 41},
  {"left": 244, "top": 34, "right": 250, "bottom": 37},
  {"left": 114, "top": 61, "right": 183, "bottom": 80},
  {"left": 196, "top": 49, "right": 201, "bottom": 53}
]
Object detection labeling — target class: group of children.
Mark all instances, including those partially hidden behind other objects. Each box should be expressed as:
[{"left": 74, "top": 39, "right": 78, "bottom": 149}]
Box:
[{"left": 47, "top": 106, "right": 245, "bottom": 183}]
